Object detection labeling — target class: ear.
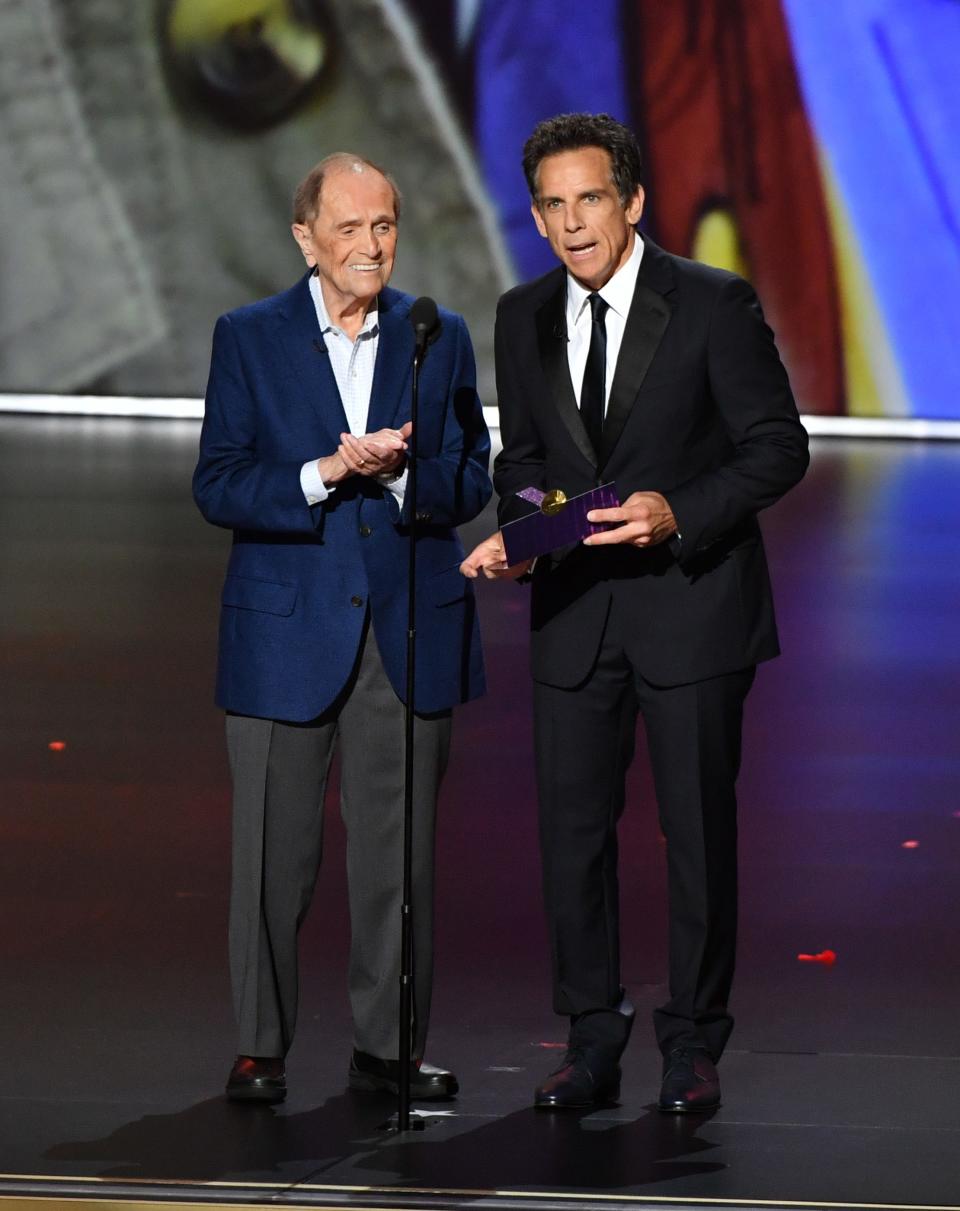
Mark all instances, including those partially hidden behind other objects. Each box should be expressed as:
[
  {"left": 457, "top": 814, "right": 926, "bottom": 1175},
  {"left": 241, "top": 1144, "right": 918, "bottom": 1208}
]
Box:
[
  {"left": 531, "top": 200, "right": 548, "bottom": 239},
  {"left": 291, "top": 222, "right": 317, "bottom": 267},
  {"left": 625, "top": 186, "right": 645, "bottom": 227}
]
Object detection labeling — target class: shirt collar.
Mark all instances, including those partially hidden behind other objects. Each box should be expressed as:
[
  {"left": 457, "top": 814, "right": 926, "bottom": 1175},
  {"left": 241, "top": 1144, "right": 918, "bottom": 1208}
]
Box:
[
  {"left": 309, "top": 271, "right": 379, "bottom": 337},
  {"left": 566, "top": 230, "right": 644, "bottom": 326}
]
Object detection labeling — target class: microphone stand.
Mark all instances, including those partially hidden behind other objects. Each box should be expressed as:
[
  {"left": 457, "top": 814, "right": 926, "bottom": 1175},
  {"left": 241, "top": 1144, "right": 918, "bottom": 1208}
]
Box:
[{"left": 393, "top": 320, "right": 430, "bottom": 1134}]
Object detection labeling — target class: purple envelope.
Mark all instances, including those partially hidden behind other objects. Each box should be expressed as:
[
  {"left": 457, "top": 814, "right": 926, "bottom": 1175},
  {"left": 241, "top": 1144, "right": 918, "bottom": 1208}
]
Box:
[{"left": 501, "top": 483, "right": 621, "bottom": 566}]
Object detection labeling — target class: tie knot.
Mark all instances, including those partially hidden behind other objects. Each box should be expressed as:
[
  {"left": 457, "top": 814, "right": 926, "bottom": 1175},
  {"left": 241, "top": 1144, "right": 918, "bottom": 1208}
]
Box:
[{"left": 588, "top": 292, "right": 608, "bottom": 322}]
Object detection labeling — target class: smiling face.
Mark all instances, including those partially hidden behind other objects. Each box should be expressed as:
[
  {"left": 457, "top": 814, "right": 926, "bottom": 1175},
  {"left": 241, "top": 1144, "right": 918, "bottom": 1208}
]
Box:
[
  {"left": 291, "top": 162, "right": 398, "bottom": 319},
  {"left": 531, "top": 146, "right": 644, "bottom": 290}
]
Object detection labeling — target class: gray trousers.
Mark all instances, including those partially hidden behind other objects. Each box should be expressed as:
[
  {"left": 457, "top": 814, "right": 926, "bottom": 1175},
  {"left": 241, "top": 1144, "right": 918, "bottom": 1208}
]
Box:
[{"left": 225, "top": 623, "right": 451, "bottom": 1060}]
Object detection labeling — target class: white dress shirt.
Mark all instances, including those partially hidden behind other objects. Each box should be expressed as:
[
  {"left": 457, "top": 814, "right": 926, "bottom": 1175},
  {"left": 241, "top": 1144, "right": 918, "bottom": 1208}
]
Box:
[
  {"left": 299, "top": 273, "right": 407, "bottom": 507},
  {"left": 564, "top": 234, "right": 681, "bottom": 547},
  {"left": 565, "top": 232, "right": 644, "bottom": 410}
]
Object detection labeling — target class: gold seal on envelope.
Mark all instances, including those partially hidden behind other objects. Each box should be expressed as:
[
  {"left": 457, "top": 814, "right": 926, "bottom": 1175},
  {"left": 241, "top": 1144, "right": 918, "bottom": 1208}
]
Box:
[{"left": 540, "top": 489, "right": 567, "bottom": 516}]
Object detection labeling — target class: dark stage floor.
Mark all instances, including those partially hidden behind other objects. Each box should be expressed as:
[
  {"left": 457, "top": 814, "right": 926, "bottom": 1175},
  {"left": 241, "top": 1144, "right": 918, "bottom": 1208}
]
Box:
[{"left": 2, "top": 416, "right": 960, "bottom": 1211}]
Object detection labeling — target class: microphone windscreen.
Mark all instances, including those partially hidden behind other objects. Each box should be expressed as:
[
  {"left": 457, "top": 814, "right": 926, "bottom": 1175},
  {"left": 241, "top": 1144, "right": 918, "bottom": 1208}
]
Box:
[{"left": 410, "top": 296, "right": 439, "bottom": 336}]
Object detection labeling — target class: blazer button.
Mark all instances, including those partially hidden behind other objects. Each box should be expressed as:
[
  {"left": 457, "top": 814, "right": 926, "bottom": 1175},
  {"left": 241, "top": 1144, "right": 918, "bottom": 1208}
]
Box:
[
  {"left": 350, "top": 595, "right": 364, "bottom": 607},
  {"left": 359, "top": 524, "right": 372, "bottom": 538}
]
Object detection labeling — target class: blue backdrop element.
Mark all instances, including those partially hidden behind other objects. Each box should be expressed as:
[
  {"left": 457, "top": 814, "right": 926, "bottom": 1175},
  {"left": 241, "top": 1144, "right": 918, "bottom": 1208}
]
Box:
[
  {"left": 782, "top": 0, "right": 960, "bottom": 418},
  {"left": 473, "top": 0, "right": 630, "bottom": 282}
]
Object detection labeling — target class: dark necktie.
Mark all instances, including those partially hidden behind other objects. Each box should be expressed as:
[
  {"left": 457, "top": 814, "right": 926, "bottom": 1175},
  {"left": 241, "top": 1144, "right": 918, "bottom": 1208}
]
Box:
[{"left": 580, "top": 292, "right": 608, "bottom": 453}]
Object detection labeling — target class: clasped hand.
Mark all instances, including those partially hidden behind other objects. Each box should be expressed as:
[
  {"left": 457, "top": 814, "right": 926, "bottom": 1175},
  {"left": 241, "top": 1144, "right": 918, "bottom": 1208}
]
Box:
[{"left": 320, "top": 422, "right": 412, "bottom": 484}]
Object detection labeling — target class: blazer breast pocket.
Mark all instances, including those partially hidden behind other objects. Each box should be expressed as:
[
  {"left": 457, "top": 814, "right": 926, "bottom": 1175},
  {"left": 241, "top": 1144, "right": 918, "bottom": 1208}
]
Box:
[{"left": 221, "top": 574, "right": 298, "bottom": 616}]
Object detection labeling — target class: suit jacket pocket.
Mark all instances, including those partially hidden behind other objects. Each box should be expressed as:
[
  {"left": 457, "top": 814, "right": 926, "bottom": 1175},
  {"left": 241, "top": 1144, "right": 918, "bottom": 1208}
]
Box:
[
  {"left": 222, "top": 574, "right": 298, "bottom": 616},
  {"left": 424, "top": 563, "right": 468, "bottom": 607}
]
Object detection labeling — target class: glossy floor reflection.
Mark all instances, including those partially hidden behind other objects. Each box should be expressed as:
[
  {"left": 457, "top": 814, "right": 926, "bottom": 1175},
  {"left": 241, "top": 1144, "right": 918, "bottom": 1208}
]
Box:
[{"left": 1, "top": 418, "right": 959, "bottom": 1209}]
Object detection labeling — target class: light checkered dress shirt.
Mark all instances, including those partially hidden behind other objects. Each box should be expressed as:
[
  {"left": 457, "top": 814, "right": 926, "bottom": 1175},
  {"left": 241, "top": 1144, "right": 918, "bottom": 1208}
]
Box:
[{"left": 299, "top": 272, "right": 407, "bottom": 507}]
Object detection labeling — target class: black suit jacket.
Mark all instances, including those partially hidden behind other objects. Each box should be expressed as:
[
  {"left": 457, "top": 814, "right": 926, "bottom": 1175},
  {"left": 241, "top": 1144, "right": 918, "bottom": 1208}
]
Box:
[{"left": 493, "top": 235, "right": 809, "bottom": 689}]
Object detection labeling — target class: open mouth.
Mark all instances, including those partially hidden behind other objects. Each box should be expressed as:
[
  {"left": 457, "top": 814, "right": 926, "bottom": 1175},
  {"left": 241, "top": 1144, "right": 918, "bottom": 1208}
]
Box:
[
  {"left": 349, "top": 264, "right": 382, "bottom": 273},
  {"left": 565, "top": 242, "right": 597, "bottom": 259}
]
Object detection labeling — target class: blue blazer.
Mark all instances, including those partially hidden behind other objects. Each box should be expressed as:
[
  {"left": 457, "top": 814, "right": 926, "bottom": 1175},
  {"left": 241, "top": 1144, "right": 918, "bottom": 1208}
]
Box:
[{"left": 193, "top": 273, "right": 491, "bottom": 721}]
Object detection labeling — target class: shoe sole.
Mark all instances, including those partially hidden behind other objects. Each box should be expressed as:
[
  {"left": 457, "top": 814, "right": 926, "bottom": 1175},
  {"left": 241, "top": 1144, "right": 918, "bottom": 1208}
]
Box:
[
  {"left": 534, "top": 1085, "right": 621, "bottom": 1111},
  {"left": 227, "top": 1085, "right": 286, "bottom": 1104},
  {"left": 657, "top": 1098, "right": 721, "bottom": 1114},
  {"left": 348, "top": 1072, "right": 458, "bottom": 1100}
]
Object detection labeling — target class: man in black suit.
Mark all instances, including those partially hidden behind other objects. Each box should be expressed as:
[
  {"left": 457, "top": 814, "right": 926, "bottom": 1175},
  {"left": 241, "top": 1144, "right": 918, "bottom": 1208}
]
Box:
[{"left": 462, "top": 113, "right": 808, "bottom": 1112}]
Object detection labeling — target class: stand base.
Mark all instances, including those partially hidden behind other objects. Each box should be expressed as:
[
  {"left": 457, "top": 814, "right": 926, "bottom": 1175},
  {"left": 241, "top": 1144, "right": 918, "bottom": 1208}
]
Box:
[{"left": 379, "top": 1114, "right": 428, "bottom": 1133}]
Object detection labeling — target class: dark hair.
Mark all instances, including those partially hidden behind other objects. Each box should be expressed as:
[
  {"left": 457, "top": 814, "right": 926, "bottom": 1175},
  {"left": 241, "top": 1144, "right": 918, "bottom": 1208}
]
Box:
[
  {"left": 522, "top": 113, "right": 642, "bottom": 205},
  {"left": 292, "top": 152, "right": 403, "bottom": 224}
]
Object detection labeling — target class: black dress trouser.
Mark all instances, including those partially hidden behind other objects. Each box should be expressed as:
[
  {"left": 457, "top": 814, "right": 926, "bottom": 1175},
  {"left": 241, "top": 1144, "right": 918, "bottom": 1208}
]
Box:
[{"left": 533, "top": 587, "right": 755, "bottom": 1062}]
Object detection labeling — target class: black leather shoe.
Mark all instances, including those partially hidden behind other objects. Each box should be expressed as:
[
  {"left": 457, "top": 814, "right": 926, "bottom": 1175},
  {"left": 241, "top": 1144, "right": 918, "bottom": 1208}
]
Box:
[
  {"left": 658, "top": 1045, "right": 720, "bottom": 1113},
  {"left": 226, "top": 1055, "right": 286, "bottom": 1103},
  {"left": 535, "top": 1000, "right": 635, "bottom": 1110},
  {"left": 348, "top": 1050, "right": 459, "bottom": 1100},
  {"left": 534, "top": 1047, "right": 621, "bottom": 1110}
]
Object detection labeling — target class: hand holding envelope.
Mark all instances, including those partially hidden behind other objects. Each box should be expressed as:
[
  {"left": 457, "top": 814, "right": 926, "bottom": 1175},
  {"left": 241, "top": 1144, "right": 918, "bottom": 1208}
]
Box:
[
  {"left": 459, "top": 531, "right": 527, "bottom": 580},
  {"left": 581, "top": 490, "right": 679, "bottom": 549},
  {"left": 501, "top": 483, "right": 621, "bottom": 564},
  {"left": 460, "top": 483, "right": 621, "bottom": 579},
  {"left": 460, "top": 485, "right": 679, "bottom": 579}
]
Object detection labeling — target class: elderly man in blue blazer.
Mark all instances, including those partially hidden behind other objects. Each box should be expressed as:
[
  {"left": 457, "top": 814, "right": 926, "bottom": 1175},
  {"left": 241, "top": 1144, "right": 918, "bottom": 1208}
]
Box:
[{"left": 194, "top": 152, "right": 491, "bottom": 1105}]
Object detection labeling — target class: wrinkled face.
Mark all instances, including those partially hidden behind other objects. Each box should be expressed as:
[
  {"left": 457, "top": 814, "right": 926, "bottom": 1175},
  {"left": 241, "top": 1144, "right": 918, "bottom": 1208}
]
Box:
[
  {"left": 532, "top": 147, "right": 644, "bottom": 290},
  {"left": 292, "top": 164, "right": 398, "bottom": 312}
]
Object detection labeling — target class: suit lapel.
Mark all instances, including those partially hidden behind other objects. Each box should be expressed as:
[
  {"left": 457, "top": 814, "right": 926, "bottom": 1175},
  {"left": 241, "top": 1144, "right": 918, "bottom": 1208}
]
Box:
[
  {"left": 599, "top": 238, "right": 675, "bottom": 469},
  {"left": 535, "top": 281, "right": 597, "bottom": 469},
  {"left": 367, "top": 288, "right": 414, "bottom": 432},
  {"left": 276, "top": 272, "right": 349, "bottom": 446}
]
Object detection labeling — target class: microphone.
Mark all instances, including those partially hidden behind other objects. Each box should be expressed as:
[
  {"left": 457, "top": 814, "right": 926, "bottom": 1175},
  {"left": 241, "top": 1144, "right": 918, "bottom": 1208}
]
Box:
[
  {"left": 410, "top": 296, "right": 440, "bottom": 359},
  {"left": 312, "top": 338, "right": 328, "bottom": 355}
]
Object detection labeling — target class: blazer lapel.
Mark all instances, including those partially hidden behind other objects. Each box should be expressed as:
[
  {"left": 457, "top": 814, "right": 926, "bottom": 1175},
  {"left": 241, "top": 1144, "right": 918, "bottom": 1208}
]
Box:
[
  {"left": 276, "top": 272, "right": 349, "bottom": 446},
  {"left": 536, "top": 282, "right": 597, "bottom": 469},
  {"left": 367, "top": 288, "right": 414, "bottom": 432},
  {"left": 600, "top": 239, "right": 675, "bottom": 469}
]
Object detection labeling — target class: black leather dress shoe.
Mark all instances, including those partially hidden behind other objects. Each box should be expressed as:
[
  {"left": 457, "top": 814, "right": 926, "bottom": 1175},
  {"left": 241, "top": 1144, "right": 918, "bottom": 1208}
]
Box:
[
  {"left": 226, "top": 1055, "right": 286, "bottom": 1103},
  {"left": 534, "top": 1048, "right": 621, "bottom": 1110},
  {"left": 535, "top": 1000, "right": 635, "bottom": 1110},
  {"left": 658, "top": 1045, "right": 720, "bottom": 1113},
  {"left": 348, "top": 1050, "right": 459, "bottom": 1099}
]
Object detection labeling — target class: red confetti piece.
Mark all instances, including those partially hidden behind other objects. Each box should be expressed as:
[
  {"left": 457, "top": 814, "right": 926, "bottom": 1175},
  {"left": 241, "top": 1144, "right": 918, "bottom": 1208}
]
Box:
[
  {"left": 901, "top": 840, "right": 920, "bottom": 849},
  {"left": 48, "top": 741, "right": 66, "bottom": 752},
  {"left": 537, "top": 1041, "right": 567, "bottom": 1049},
  {"left": 797, "top": 949, "right": 836, "bottom": 966}
]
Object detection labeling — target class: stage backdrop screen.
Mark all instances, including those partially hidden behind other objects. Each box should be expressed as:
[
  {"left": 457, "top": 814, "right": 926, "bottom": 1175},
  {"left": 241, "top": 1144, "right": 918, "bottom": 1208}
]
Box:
[{"left": 2, "top": 0, "right": 957, "bottom": 418}]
